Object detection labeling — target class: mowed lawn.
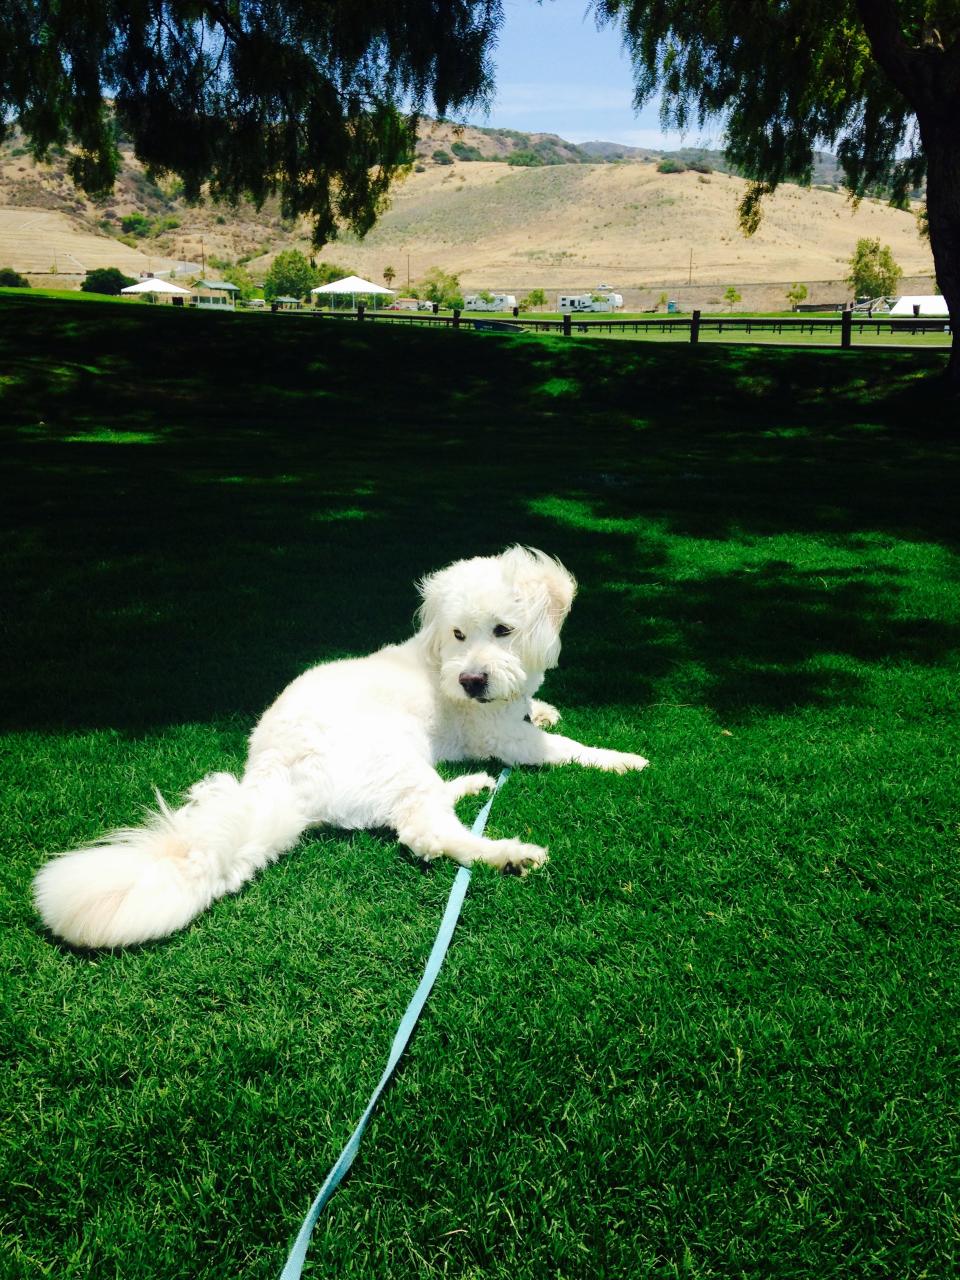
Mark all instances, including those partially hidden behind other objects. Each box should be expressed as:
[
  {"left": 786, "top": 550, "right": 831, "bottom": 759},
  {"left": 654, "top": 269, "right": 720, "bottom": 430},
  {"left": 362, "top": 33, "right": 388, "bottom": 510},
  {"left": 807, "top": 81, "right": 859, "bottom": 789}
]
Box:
[{"left": 1, "top": 295, "right": 958, "bottom": 1280}]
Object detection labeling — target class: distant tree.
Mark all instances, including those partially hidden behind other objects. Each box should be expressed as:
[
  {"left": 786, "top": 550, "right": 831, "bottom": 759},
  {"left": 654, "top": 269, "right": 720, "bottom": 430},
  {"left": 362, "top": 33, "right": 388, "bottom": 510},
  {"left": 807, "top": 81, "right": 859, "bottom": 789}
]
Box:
[
  {"left": 451, "top": 140, "right": 485, "bottom": 161},
  {"left": 786, "top": 282, "right": 809, "bottom": 310},
  {"left": 847, "top": 237, "right": 904, "bottom": 299},
  {"left": 313, "top": 261, "right": 355, "bottom": 286},
  {"left": 418, "top": 267, "right": 463, "bottom": 309},
  {"left": 432, "top": 150, "right": 454, "bottom": 165},
  {"left": 81, "top": 267, "right": 135, "bottom": 295},
  {"left": 264, "top": 250, "right": 318, "bottom": 302},
  {"left": 0, "top": 1, "right": 500, "bottom": 247},
  {"left": 383, "top": 265, "right": 397, "bottom": 289},
  {"left": 657, "top": 292, "right": 669, "bottom": 311},
  {"left": 476, "top": 289, "right": 495, "bottom": 303},
  {"left": 597, "top": 0, "right": 960, "bottom": 384},
  {"left": 221, "top": 263, "right": 257, "bottom": 301},
  {"left": 521, "top": 288, "right": 547, "bottom": 311},
  {"left": 723, "top": 285, "right": 742, "bottom": 310},
  {"left": 0, "top": 267, "right": 30, "bottom": 288},
  {"left": 656, "top": 157, "right": 687, "bottom": 174}
]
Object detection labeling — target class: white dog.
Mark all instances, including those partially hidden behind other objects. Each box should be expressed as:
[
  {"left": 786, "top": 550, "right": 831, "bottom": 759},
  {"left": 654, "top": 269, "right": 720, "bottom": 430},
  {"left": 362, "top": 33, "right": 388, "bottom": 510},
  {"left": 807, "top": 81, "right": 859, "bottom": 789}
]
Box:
[{"left": 34, "top": 546, "right": 649, "bottom": 948}]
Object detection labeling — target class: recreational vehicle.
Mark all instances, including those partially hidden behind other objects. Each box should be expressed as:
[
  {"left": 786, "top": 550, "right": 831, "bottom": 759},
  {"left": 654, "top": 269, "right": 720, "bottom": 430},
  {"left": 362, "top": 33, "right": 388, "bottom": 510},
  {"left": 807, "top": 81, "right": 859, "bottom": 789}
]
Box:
[
  {"left": 558, "top": 292, "right": 624, "bottom": 313},
  {"left": 464, "top": 293, "right": 518, "bottom": 312}
]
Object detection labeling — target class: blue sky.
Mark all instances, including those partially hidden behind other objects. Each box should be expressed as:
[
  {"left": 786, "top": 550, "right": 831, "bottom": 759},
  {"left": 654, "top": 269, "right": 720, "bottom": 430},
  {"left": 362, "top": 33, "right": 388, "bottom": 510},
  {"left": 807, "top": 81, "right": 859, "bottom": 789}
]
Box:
[{"left": 457, "top": 0, "right": 718, "bottom": 150}]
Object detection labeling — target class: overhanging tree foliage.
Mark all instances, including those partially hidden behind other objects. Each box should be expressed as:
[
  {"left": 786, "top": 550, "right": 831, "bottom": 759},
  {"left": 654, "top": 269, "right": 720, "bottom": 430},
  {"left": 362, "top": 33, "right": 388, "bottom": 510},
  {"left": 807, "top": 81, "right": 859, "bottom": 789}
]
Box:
[
  {"left": 0, "top": 1, "right": 502, "bottom": 245},
  {"left": 597, "top": 0, "right": 960, "bottom": 384}
]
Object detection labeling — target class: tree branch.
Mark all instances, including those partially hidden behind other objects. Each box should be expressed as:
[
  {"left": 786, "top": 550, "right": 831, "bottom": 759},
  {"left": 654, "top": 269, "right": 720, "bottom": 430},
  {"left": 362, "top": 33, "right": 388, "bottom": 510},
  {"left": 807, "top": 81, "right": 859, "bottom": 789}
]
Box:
[{"left": 854, "top": 0, "right": 922, "bottom": 96}]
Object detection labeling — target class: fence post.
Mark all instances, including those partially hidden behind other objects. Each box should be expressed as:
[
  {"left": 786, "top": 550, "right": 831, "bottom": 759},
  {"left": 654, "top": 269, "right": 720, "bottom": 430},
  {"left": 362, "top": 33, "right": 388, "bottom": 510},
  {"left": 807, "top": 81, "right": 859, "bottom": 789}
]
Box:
[
  {"left": 690, "top": 309, "right": 701, "bottom": 344},
  {"left": 841, "top": 304, "right": 852, "bottom": 349},
  {"left": 562, "top": 313, "right": 571, "bottom": 337},
  {"left": 452, "top": 308, "right": 461, "bottom": 330}
]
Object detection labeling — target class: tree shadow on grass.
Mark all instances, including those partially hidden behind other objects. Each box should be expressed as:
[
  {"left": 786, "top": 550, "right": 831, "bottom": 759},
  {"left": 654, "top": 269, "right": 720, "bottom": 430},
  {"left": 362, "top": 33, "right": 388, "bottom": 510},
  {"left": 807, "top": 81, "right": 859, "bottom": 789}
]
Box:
[
  {"left": 548, "top": 550, "right": 958, "bottom": 724},
  {"left": 2, "top": 297, "right": 959, "bottom": 733}
]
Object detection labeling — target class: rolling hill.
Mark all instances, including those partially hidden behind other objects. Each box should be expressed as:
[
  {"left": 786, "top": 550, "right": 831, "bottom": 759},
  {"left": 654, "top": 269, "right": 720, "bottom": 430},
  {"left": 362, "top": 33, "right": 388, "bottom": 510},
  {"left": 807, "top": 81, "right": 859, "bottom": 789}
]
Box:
[{"left": 0, "top": 119, "right": 936, "bottom": 310}]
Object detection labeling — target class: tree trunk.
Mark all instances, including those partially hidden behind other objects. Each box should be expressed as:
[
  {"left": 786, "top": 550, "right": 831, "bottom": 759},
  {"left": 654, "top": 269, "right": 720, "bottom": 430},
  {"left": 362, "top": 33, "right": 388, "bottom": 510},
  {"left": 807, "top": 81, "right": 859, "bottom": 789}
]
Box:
[
  {"left": 919, "top": 113, "right": 960, "bottom": 389},
  {"left": 853, "top": 2, "right": 960, "bottom": 388}
]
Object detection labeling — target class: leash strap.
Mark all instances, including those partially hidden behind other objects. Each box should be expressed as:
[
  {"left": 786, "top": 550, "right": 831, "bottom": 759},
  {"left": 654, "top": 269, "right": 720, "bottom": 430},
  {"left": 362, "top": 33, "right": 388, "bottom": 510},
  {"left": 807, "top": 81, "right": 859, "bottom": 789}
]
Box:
[{"left": 279, "top": 767, "right": 512, "bottom": 1279}]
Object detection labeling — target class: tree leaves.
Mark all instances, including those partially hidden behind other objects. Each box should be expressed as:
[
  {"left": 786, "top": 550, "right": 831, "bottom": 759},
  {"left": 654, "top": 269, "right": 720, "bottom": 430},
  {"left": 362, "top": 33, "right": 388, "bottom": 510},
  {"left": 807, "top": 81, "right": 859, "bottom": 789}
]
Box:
[{"left": 0, "top": 0, "right": 503, "bottom": 246}]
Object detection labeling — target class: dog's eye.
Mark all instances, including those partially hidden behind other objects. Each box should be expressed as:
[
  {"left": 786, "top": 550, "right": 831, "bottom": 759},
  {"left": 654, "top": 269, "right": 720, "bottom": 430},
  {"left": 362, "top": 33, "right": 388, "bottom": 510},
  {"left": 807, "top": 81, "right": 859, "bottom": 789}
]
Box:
[
  {"left": 493, "top": 624, "right": 513, "bottom": 638},
  {"left": 453, "top": 629, "right": 465, "bottom": 641}
]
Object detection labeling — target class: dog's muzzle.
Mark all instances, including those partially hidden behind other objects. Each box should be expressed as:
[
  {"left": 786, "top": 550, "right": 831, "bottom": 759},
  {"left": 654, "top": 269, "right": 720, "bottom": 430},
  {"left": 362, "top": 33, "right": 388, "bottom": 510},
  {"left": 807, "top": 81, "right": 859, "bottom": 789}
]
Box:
[{"left": 458, "top": 672, "right": 490, "bottom": 701}]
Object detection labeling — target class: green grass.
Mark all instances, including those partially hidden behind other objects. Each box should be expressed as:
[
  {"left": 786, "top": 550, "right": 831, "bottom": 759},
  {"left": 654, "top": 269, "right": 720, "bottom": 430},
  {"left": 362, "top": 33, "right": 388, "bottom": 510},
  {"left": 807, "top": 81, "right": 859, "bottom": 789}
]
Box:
[{"left": 1, "top": 293, "right": 959, "bottom": 1279}]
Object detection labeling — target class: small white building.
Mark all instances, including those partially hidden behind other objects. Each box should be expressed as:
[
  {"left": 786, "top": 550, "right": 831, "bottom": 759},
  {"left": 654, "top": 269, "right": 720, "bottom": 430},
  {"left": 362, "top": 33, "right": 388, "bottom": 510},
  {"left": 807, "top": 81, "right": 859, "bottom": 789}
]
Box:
[
  {"left": 889, "top": 294, "right": 949, "bottom": 317},
  {"left": 464, "top": 293, "right": 518, "bottom": 312}
]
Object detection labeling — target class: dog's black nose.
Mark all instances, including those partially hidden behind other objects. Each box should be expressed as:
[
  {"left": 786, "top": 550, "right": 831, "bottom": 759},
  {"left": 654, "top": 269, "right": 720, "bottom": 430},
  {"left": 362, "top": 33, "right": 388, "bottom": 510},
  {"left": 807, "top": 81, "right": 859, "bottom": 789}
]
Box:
[{"left": 458, "top": 672, "right": 489, "bottom": 698}]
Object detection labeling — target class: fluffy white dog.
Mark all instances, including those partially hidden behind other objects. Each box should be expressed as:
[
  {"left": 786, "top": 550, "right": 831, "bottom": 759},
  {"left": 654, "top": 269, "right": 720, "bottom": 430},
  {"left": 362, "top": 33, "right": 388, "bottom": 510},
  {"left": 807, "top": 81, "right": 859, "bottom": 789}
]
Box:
[{"left": 34, "top": 546, "right": 649, "bottom": 948}]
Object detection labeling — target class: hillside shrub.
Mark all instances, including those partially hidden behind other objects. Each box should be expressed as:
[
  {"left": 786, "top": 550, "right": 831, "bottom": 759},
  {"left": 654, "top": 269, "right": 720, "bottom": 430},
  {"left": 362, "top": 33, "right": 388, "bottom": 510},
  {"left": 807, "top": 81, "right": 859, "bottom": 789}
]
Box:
[
  {"left": 657, "top": 158, "right": 687, "bottom": 174},
  {"left": 151, "top": 215, "right": 181, "bottom": 236},
  {"left": 506, "top": 150, "right": 543, "bottom": 167},
  {"left": 432, "top": 150, "right": 454, "bottom": 165},
  {"left": 451, "top": 141, "right": 484, "bottom": 161},
  {"left": 81, "top": 267, "right": 135, "bottom": 295},
  {"left": 0, "top": 267, "right": 30, "bottom": 288},
  {"left": 120, "top": 212, "right": 151, "bottom": 236}
]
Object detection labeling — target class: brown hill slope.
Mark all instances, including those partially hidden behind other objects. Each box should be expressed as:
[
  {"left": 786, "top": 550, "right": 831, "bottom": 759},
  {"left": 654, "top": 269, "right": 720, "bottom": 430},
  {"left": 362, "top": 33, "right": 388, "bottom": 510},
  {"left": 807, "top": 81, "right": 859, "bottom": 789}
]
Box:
[
  {"left": 271, "top": 159, "right": 935, "bottom": 307},
  {"left": 0, "top": 123, "right": 935, "bottom": 307}
]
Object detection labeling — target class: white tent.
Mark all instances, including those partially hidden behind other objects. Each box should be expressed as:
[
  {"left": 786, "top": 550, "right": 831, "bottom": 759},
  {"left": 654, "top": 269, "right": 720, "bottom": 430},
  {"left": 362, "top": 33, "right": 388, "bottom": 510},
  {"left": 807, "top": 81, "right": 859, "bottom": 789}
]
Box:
[
  {"left": 121, "top": 277, "right": 190, "bottom": 295},
  {"left": 310, "top": 275, "right": 395, "bottom": 309},
  {"left": 889, "top": 294, "right": 949, "bottom": 317}
]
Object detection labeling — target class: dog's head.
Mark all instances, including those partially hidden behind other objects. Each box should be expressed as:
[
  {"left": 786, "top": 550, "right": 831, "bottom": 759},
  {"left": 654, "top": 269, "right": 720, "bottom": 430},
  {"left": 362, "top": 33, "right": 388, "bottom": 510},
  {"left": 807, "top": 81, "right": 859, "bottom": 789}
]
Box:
[{"left": 416, "top": 546, "right": 577, "bottom": 705}]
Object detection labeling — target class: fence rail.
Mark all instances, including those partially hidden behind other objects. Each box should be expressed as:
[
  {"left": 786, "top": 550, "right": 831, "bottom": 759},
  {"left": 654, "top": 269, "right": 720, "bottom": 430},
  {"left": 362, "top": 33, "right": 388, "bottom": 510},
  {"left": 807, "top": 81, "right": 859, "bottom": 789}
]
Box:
[{"left": 308, "top": 306, "right": 951, "bottom": 348}]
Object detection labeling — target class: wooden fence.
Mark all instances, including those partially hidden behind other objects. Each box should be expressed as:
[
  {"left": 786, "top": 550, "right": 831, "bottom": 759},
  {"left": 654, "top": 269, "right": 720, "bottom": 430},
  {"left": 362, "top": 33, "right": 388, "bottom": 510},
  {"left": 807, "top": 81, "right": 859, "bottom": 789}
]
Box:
[{"left": 310, "top": 306, "right": 951, "bottom": 349}]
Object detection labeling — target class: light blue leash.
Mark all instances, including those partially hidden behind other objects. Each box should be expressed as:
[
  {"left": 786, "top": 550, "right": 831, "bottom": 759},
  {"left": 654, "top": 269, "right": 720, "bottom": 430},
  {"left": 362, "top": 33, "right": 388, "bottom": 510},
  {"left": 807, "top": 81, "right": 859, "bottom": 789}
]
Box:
[{"left": 279, "top": 767, "right": 512, "bottom": 1279}]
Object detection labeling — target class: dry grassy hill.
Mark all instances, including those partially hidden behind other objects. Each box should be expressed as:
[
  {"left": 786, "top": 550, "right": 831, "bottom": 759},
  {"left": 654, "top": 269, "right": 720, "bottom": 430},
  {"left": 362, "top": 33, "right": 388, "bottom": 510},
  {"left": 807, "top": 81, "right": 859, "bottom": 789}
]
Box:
[
  {"left": 294, "top": 152, "right": 936, "bottom": 309},
  {"left": 0, "top": 121, "right": 936, "bottom": 308}
]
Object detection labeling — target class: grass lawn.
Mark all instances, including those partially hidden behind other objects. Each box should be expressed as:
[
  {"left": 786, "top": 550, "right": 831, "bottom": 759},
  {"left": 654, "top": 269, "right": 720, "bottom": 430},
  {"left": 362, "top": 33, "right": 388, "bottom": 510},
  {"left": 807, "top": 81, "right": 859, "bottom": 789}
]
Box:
[{"left": 1, "top": 294, "right": 959, "bottom": 1280}]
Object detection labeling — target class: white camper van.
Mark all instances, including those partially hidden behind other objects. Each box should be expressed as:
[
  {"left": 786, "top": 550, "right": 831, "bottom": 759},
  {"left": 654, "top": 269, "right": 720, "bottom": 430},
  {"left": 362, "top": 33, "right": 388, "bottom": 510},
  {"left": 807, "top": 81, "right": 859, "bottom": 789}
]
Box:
[
  {"left": 464, "top": 293, "right": 518, "bottom": 312},
  {"left": 558, "top": 292, "right": 624, "bottom": 313}
]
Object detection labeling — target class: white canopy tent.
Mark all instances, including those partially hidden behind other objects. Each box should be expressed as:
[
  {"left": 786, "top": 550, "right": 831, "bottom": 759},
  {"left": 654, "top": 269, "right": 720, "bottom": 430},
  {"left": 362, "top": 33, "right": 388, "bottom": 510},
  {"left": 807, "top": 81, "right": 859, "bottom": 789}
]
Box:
[
  {"left": 121, "top": 277, "right": 190, "bottom": 296},
  {"left": 310, "top": 275, "right": 395, "bottom": 309},
  {"left": 889, "top": 294, "right": 949, "bottom": 317}
]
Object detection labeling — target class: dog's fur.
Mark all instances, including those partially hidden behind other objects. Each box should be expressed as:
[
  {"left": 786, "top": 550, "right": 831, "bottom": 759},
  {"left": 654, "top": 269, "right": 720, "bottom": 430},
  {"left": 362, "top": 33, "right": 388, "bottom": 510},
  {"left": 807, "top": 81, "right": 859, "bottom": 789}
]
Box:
[{"left": 33, "top": 547, "right": 648, "bottom": 948}]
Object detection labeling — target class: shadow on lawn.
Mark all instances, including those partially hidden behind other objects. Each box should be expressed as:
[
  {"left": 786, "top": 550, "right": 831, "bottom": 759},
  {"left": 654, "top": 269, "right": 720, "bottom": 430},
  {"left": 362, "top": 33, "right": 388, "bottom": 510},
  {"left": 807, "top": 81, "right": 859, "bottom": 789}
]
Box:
[{"left": 2, "top": 296, "right": 959, "bottom": 733}]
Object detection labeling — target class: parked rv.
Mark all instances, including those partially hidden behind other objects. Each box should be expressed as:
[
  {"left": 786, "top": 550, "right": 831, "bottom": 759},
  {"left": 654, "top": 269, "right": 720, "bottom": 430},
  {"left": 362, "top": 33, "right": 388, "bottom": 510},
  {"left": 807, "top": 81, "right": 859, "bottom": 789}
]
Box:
[
  {"left": 464, "top": 293, "right": 518, "bottom": 312},
  {"left": 558, "top": 292, "right": 624, "bottom": 313}
]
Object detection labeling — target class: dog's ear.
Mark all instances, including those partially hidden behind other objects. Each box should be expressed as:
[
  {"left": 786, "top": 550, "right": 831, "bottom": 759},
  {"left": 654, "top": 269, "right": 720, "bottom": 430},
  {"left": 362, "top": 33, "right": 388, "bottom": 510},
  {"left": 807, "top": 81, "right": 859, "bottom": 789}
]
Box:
[
  {"left": 499, "top": 546, "right": 577, "bottom": 628},
  {"left": 414, "top": 566, "right": 445, "bottom": 664}
]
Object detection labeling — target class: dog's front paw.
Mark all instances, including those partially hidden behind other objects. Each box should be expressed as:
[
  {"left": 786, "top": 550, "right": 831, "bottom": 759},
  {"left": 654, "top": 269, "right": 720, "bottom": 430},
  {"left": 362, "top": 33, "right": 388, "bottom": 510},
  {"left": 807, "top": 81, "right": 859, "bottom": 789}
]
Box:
[
  {"left": 529, "top": 699, "right": 562, "bottom": 729},
  {"left": 588, "top": 748, "right": 650, "bottom": 774},
  {"left": 447, "top": 772, "right": 497, "bottom": 803},
  {"left": 483, "top": 838, "right": 548, "bottom": 875},
  {"left": 501, "top": 839, "right": 549, "bottom": 876}
]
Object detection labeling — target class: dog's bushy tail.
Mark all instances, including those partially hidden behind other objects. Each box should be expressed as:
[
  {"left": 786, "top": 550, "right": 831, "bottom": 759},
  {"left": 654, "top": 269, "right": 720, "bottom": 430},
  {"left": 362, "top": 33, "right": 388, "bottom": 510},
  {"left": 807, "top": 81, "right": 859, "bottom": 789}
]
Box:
[{"left": 33, "top": 770, "right": 306, "bottom": 948}]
